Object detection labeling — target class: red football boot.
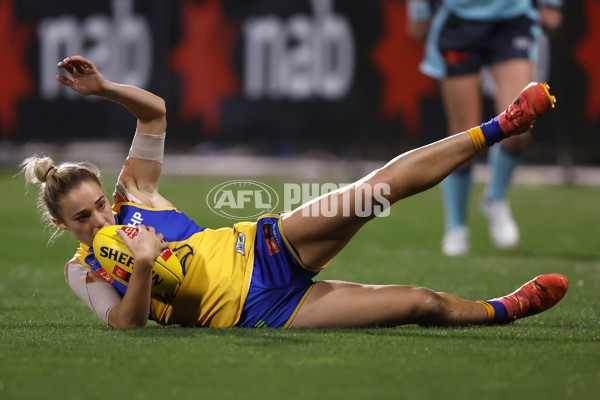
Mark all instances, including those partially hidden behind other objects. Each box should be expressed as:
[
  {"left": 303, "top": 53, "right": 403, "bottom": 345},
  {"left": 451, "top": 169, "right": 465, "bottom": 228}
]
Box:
[
  {"left": 498, "top": 82, "right": 557, "bottom": 137},
  {"left": 491, "top": 274, "right": 568, "bottom": 323}
]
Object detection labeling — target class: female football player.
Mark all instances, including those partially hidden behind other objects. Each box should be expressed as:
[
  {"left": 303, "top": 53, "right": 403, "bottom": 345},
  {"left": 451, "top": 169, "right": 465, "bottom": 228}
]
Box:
[
  {"left": 406, "top": 0, "right": 563, "bottom": 256},
  {"left": 22, "top": 56, "right": 567, "bottom": 329}
]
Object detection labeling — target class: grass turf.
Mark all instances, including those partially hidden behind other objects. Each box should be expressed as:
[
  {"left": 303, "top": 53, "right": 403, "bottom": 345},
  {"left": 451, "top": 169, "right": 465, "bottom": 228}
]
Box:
[{"left": 1, "top": 171, "right": 599, "bottom": 399}]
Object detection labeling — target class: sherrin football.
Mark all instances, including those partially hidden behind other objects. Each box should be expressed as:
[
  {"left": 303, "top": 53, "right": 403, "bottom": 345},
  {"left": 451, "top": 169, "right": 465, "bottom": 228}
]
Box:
[{"left": 93, "top": 225, "right": 183, "bottom": 294}]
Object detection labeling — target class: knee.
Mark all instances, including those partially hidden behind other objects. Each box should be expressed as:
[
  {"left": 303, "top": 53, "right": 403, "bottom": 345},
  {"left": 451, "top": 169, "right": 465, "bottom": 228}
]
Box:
[
  {"left": 365, "top": 168, "right": 398, "bottom": 199},
  {"left": 407, "top": 287, "right": 446, "bottom": 321}
]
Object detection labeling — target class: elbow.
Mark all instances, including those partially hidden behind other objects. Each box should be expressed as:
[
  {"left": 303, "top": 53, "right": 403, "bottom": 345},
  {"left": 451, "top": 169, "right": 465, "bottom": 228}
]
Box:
[
  {"left": 107, "top": 307, "right": 149, "bottom": 329},
  {"left": 149, "top": 97, "right": 167, "bottom": 124},
  {"left": 152, "top": 98, "right": 167, "bottom": 130},
  {"left": 129, "top": 319, "right": 148, "bottom": 329},
  {"left": 109, "top": 318, "right": 148, "bottom": 329},
  {"left": 139, "top": 97, "right": 167, "bottom": 127},
  {"left": 156, "top": 97, "right": 167, "bottom": 118}
]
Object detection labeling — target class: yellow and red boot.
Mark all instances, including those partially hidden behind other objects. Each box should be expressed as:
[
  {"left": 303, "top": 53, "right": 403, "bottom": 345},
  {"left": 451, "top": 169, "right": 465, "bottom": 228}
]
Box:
[
  {"left": 497, "top": 82, "right": 557, "bottom": 137},
  {"left": 490, "top": 274, "right": 569, "bottom": 323}
]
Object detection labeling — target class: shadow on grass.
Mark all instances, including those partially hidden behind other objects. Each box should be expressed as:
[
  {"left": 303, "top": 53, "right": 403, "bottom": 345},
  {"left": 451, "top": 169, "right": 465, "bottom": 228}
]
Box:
[
  {"left": 6, "top": 317, "right": 597, "bottom": 345},
  {"left": 118, "top": 321, "right": 599, "bottom": 344},
  {"left": 354, "top": 323, "right": 600, "bottom": 343},
  {"left": 120, "top": 324, "right": 316, "bottom": 346}
]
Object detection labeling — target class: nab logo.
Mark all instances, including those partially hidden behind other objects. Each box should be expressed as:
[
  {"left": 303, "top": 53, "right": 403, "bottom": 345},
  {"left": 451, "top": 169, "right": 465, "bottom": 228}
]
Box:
[{"left": 206, "top": 180, "right": 279, "bottom": 219}]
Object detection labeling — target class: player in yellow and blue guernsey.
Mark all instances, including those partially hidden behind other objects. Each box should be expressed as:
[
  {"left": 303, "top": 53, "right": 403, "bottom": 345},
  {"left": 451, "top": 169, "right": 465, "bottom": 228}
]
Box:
[
  {"left": 23, "top": 56, "right": 568, "bottom": 329},
  {"left": 407, "top": 0, "right": 563, "bottom": 256}
]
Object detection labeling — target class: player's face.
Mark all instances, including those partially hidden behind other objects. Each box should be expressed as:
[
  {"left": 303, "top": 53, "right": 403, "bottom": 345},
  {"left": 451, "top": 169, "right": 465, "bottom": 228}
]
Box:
[{"left": 54, "top": 180, "right": 116, "bottom": 247}]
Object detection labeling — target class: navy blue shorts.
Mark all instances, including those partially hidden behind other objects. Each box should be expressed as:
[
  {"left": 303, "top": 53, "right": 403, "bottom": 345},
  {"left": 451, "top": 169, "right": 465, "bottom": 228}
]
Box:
[
  {"left": 421, "top": 10, "right": 537, "bottom": 79},
  {"left": 236, "top": 215, "right": 318, "bottom": 328}
]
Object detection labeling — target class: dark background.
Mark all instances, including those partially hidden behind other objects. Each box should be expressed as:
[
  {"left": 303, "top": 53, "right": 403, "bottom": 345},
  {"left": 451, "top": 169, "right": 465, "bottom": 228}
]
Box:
[{"left": 1, "top": 0, "right": 598, "bottom": 164}]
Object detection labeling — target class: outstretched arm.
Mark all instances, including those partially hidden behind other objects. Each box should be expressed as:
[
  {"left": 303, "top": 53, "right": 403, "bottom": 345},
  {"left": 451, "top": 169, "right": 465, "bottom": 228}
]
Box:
[
  {"left": 57, "top": 56, "right": 171, "bottom": 208},
  {"left": 57, "top": 56, "right": 166, "bottom": 134}
]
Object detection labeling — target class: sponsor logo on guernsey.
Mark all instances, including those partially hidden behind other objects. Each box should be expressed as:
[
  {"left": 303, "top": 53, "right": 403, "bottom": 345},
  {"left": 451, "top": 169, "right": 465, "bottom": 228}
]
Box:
[
  {"left": 126, "top": 212, "right": 144, "bottom": 227},
  {"left": 112, "top": 265, "right": 131, "bottom": 282},
  {"left": 262, "top": 223, "right": 280, "bottom": 255},
  {"left": 120, "top": 225, "right": 139, "bottom": 239},
  {"left": 236, "top": 233, "right": 246, "bottom": 256},
  {"left": 160, "top": 248, "right": 172, "bottom": 261},
  {"left": 96, "top": 268, "right": 114, "bottom": 283}
]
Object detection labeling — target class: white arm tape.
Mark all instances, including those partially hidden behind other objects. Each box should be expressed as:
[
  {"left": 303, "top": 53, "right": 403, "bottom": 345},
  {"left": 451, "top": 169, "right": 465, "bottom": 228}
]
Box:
[
  {"left": 114, "top": 180, "right": 144, "bottom": 204},
  {"left": 127, "top": 131, "right": 166, "bottom": 163},
  {"left": 66, "top": 262, "right": 122, "bottom": 324}
]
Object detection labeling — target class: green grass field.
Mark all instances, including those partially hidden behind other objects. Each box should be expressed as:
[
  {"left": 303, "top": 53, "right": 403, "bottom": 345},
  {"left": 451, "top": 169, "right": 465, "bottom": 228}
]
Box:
[{"left": 1, "top": 170, "right": 599, "bottom": 399}]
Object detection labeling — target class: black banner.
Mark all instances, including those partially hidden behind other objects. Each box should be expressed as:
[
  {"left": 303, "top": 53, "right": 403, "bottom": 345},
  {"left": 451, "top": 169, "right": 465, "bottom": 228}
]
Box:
[{"left": 1, "top": 0, "right": 599, "bottom": 163}]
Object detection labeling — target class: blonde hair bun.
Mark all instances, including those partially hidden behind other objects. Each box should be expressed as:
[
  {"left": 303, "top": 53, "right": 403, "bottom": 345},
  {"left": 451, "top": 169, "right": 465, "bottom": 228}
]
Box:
[{"left": 22, "top": 156, "right": 55, "bottom": 184}]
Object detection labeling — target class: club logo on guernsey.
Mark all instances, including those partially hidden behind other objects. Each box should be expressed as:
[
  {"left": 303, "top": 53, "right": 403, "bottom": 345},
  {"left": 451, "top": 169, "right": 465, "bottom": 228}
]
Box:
[
  {"left": 262, "top": 223, "right": 280, "bottom": 255},
  {"left": 236, "top": 233, "right": 246, "bottom": 256},
  {"left": 206, "top": 180, "right": 279, "bottom": 219}
]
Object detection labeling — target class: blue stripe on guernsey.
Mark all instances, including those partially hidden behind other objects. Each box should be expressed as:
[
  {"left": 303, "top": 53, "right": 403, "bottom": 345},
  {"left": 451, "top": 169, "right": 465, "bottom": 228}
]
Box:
[
  {"left": 114, "top": 203, "right": 205, "bottom": 243},
  {"left": 85, "top": 249, "right": 128, "bottom": 295},
  {"left": 236, "top": 216, "right": 317, "bottom": 328},
  {"left": 82, "top": 203, "right": 205, "bottom": 297}
]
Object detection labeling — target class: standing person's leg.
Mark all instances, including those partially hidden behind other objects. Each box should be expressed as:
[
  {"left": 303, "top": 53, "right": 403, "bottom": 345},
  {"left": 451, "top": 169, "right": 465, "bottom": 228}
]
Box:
[
  {"left": 439, "top": 74, "right": 482, "bottom": 256},
  {"left": 482, "top": 60, "right": 534, "bottom": 249},
  {"left": 481, "top": 13, "right": 538, "bottom": 250}
]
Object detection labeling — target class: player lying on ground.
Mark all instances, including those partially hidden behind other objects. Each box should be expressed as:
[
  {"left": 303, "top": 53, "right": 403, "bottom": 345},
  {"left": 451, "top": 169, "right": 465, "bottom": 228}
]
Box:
[{"left": 22, "top": 56, "right": 567, "bottom": 329}]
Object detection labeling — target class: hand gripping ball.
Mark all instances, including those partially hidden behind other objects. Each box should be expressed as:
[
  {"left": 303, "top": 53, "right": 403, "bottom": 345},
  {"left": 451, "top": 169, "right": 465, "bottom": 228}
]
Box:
[{"left": 92, "top": 225, "right": 183, "bottom": 294}]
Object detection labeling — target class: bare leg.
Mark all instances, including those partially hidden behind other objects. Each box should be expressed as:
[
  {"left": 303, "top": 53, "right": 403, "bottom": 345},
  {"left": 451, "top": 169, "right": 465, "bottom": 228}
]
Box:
[
  {"left": 481, "top": 60, "right": 534, "bottom": 248},
  {"left": 290, "top": 280, "right": 489, "bottom": 328},
  {"left": 438, "top": 74, "right": 482, "bottom": 254},
  {"left": 490, "top": 59, "right": 534, "bottom": 151},
  {"left": 440, "top": 73, "right": 483, "bottom": 135},
  {"left": 282, "top": 132, "right": 478, "bottom": 270}
]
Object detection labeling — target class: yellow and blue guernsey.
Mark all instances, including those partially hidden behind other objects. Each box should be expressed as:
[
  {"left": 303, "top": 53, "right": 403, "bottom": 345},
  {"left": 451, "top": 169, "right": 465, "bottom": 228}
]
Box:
[{"left": 74, "top": 202, "right": 258, "bottom": 327}]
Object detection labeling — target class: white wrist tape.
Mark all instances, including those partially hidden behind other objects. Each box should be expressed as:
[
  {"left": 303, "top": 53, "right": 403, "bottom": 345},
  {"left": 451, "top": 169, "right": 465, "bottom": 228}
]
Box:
[{"left": 127, "top": 131, "right": 166, "bottom": 163}]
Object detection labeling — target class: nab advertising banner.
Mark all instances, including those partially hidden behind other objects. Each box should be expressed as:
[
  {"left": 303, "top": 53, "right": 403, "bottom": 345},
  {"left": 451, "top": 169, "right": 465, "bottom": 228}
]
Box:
[{"left": 1, "top": 0, "right": 599, "bottom": 163}]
